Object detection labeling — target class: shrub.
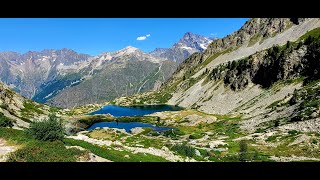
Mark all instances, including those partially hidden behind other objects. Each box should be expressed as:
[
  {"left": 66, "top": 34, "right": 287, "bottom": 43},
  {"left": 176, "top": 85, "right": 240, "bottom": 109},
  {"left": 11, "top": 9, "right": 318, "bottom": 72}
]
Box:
[
  {"left": 302, "top": 37, "right": 320, "bottom": 82},
  {"left": 163, "top": 129, "right": 185, "bottom": 138},
  {"left": 312, "top": 139, "right": 317, "bottom": 144},
  {"left": 189, "top": 133, "right": 203, "bottom": 139},
  {"left": 274, "top": 120, "right": 280, "bottom": 127},
  {"left": 266, "top": 136, "right": 277, "bottom": 142},
  {"left": 0, "top": 112, "right": 13, "bottom": 127},
  {"left": 231, "top": 61, "right": 238, "bottom": 69},
  {"left": 290, "top": 113, "right": 304, "bottom": 122},
  {"left": 255, "top": 128, "right": 264, "bottom": 133},
  {"left": 149, "top": 131, "right": 160, "bottom": 136},
  {"left": 7, "top": 140, "right": 85, "bottom": 162},
  {"left": 239, "top": 140, "right": 248, "bottom": 162},
  {"left": 286, "top": 41, "right": 291, "bottom": 49},
  {"left": 304, "top": 35, "right": 314, "bottom": 45},
  {"left": 27, "top": 114, "right": 65, "bottom": 141},
  {"left": 288, "top": 130, "right": 298, "bottom": 135},
  {"left": 171, "top": 143, "right": 196, "bottom": 158},
  {"left": 296, "top": 41, "right": 303, "bottom": 50}
]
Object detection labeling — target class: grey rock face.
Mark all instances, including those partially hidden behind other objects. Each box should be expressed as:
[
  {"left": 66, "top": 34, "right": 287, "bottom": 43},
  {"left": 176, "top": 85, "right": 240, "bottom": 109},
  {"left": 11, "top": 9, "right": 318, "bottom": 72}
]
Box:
[
  {"left": 205, "top": 18, "right": 308, "bottom": 59},
  {"left": 0, "top": 81, "right": 50, "bottom": 126}
]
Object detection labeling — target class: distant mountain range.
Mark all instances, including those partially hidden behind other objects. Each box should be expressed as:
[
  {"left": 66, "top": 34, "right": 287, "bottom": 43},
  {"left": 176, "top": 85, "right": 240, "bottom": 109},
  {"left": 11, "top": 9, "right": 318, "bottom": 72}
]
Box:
[{"left": 0, "top": 32, "right": 211, "bottom": 108}]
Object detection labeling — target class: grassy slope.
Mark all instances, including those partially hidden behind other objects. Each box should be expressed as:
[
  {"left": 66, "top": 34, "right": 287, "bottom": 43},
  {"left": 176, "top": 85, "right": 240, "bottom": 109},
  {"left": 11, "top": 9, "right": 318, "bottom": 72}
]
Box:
[
  {"left": 298, "top": 27, "right": 320, "bottom": 41},
  {"left": 64, "top": 138, "right": 168, "bottom": 162},
  {"left": 0, "top": 128, "right": 86, "bottom": 162},
  {"left": 0, "top": 127, "right": 168, "bottom": 162}
]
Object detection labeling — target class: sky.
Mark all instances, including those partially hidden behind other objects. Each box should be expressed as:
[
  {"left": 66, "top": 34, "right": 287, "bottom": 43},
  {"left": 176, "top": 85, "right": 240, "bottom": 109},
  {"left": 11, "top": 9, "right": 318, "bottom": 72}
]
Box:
[{"left": 0, "top": 18, "right": 249, "bottom": 56}]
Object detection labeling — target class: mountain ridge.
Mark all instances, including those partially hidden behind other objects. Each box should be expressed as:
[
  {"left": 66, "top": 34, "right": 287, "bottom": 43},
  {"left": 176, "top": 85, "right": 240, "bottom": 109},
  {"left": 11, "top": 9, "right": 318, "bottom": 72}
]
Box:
[{"left": 0, "top": 32, "right": 211, "bottom": 108}]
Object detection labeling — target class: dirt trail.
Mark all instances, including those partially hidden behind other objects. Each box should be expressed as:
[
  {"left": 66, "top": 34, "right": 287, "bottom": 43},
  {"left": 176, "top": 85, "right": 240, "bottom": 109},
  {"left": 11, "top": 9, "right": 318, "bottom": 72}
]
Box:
[{"left": 0, "top": 138, "right": 16, "bottom": 162}]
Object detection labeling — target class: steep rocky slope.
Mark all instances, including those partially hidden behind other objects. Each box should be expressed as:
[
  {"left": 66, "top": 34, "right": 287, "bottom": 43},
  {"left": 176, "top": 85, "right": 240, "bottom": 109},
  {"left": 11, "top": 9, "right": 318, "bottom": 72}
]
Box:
[
  {"left": 0, "top": 81, "right": 51, "bottom": 128},
  {"left": 164, "top": 18, "right": 320, "bottom": 110}
]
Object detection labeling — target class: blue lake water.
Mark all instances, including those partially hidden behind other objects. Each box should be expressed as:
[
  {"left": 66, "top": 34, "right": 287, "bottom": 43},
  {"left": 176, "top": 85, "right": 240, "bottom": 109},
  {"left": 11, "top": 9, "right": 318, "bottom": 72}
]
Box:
[
  {"left": 87, "top": 105, "right": 181, "bottom": 132},
  {"left": 89, "top": 105, "right": 183, "bottom": 117},
  {"left": 87, "top": 122, "right": 174, "bottom": 132}
]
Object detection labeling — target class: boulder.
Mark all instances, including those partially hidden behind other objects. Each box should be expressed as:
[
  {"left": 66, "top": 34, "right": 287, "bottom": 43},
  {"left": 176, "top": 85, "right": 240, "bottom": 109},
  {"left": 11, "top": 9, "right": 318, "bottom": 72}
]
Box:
[
  {"left": 161, "top": 146, "right": 170, "bottom": 152},
  {"left": 204, "top": 116, "right": 217, "bottom": 124},
  {"left": 311, "top": 112, "right": 318, "bottom": 118},
  {"left": 181, "top": 114, "right": 217, "bottom": 126},
  {"left": 195, "top": 149, "right": 201, "bottom": 156},
  {"left": 130, "top": 127, "right": 145, "bottom": 135},
  {"left": 209, "top": 140, "right": 227, "bottom": 148}
]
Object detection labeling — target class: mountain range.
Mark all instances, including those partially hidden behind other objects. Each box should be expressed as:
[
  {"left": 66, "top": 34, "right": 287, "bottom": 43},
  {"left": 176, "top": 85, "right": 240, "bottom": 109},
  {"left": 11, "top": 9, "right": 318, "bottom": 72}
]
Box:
[
  {"left": 0, "top": 32, "right": 211, "bottom": 108},
  {"left": 1, "top": 18, "right": 320, "bottom": 162}
]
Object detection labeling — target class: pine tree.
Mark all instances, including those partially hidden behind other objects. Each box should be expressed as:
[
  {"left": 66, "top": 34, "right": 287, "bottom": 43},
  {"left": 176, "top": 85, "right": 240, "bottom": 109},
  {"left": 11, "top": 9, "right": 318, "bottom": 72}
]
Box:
[
  {"left": 239, "top": 140, "right": 248, "bottom": 162},
  {"left": 296, "top": 41, "right": 303, "bottom": 50}
]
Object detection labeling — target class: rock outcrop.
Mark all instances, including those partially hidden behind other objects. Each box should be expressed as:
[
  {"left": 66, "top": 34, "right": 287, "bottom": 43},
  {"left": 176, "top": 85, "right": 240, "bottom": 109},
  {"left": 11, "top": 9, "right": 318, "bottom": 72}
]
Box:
[
  {"left": 130, "top": 127, "right": 145, "bottom": 135},
  {"left": 0, "top": 81, "right": 50, "bottom": 127}
]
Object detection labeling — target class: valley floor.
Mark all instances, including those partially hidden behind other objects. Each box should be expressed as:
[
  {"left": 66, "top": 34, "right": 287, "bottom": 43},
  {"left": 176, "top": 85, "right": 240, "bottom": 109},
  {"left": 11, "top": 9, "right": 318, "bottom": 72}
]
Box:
[{"left": 2, "top": 108, "right": 320, "bottom": 162}]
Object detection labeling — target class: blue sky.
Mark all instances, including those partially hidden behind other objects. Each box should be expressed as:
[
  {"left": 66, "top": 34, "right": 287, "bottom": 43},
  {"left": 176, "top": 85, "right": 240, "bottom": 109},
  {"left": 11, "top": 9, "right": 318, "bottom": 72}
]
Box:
[{"left": 0, "top": 18, "right": 249, "bottom": 56}]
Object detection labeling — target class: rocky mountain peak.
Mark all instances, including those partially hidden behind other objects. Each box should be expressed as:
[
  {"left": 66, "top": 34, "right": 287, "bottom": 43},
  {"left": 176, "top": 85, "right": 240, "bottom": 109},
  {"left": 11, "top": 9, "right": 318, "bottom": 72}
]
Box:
[
  {"left": 57, "top": 48, "right": 78, "bottom": 54},
  {"left": 149, "top": 32, "right": 212, "bottom": 64},
  {"left": 181, "top": 32, "right": 194, "bottom": 39},
  {"left": 110, "top": 46, "right": 143, "bottom": 59},
  {"left": 180, "top": 32, "right": 203, "bottom": 41},
  {"left": 120, "top": 46, "right": 139, "bottom": 53},
  {"left": 175, "top": 32, "right": 212, "bottom": 51}
]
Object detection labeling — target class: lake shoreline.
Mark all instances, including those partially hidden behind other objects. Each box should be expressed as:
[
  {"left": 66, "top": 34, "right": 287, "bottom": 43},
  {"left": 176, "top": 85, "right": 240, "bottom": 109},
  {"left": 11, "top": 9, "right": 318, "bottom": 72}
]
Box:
[{"left": 87, "top": 121, "right": 174, "bottom": 132}]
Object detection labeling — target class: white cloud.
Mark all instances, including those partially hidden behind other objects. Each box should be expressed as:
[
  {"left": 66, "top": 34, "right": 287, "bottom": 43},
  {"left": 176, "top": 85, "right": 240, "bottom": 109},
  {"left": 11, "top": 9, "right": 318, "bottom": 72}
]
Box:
[
  {"left": 137, "top": 36, "right": 147, "bottom": 40},
  {"left": 136, "top": 34, "right": 151, "bottom": 41}
]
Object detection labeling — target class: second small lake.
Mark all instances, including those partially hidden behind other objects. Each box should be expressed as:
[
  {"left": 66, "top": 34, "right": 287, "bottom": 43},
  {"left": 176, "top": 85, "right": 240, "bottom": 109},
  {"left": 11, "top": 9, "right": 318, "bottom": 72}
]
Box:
[
  {"left": 87, "top": 121, "right": 174, "bottom": 132},
  {"left": 89, "top": 104, "right": 183, "bottom": 117}
]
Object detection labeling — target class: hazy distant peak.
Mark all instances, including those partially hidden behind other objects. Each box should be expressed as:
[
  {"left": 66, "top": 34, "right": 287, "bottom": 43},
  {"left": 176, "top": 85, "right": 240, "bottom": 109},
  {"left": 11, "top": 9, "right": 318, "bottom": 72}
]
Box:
[{"left": 120, "top": 46, "right": 139, "bottom": 52}]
